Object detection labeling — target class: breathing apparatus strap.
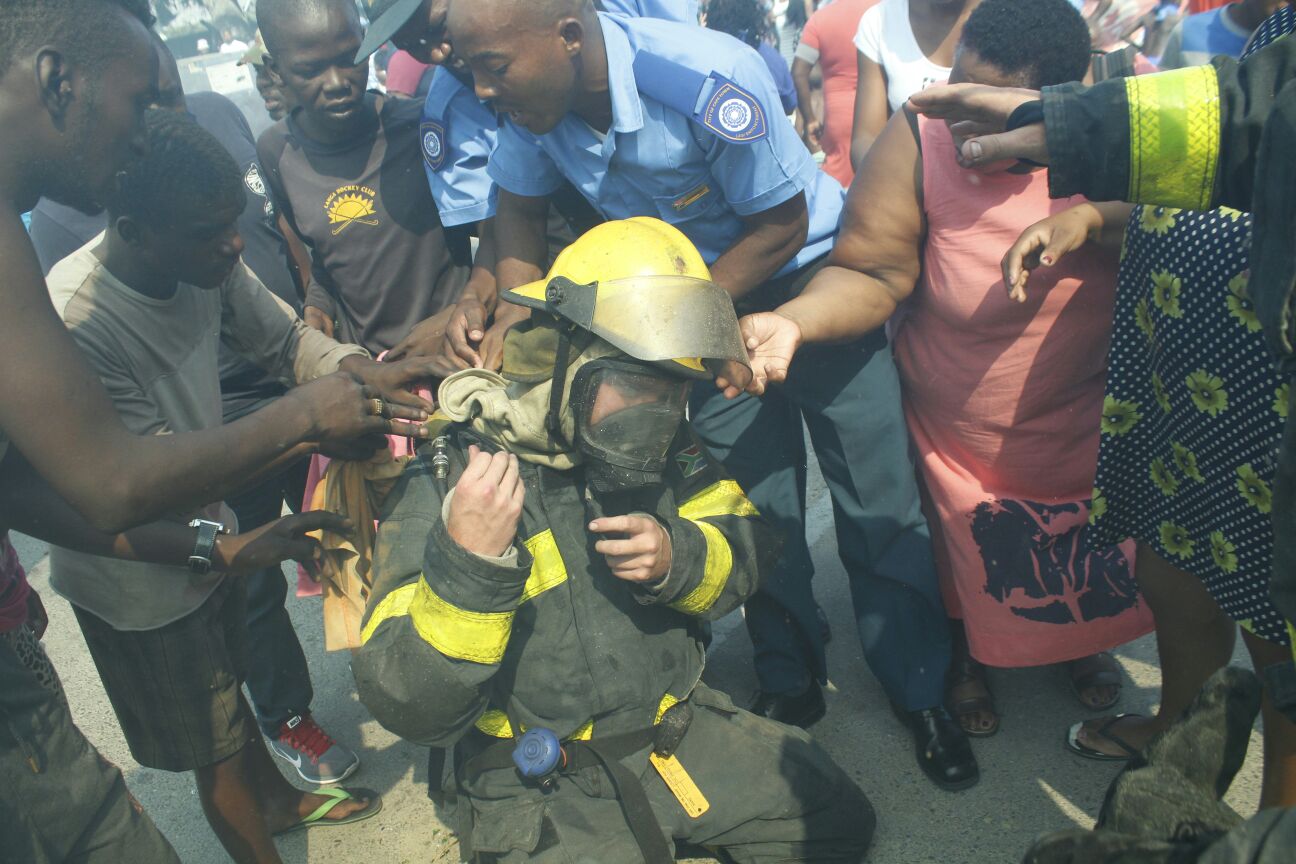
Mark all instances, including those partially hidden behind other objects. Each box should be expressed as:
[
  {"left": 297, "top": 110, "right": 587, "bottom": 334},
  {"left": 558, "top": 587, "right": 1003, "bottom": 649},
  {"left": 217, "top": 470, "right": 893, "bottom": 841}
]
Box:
[{"left": 545, "top": 327, "right": 574, "bottom": 445}]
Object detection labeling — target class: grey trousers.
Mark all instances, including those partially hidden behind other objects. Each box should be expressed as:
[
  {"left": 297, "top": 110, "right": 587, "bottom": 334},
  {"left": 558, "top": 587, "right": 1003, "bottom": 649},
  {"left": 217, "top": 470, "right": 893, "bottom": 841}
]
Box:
[
  {"left": 462, "top": 685, "right": 874, "bottom": 864},
  {"left": 0, "top": 621, "right": 179, "bottom": 864}
]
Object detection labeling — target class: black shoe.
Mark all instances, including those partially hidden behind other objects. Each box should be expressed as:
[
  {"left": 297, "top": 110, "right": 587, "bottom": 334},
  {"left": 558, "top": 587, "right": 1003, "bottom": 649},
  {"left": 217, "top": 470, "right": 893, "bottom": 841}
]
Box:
[
  {"left": 748, "top": 681, "right": 826, "bottom": 729},
  {"left": 895, "top": 704, "right": 980, "bottom": 791}
]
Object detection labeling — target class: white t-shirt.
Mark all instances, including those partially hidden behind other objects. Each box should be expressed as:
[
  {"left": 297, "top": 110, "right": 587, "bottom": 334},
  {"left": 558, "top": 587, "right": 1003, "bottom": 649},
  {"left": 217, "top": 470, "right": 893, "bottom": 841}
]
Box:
[{"left": 854, "top": 0, "right": 950, "bottom": 112}]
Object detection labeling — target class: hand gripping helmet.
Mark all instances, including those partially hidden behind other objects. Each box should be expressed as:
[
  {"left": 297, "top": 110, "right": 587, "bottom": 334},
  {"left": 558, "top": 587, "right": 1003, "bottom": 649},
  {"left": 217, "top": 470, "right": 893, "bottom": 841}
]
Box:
[{"left": 501, "top": 218, "right": 752, "bottom": 491}]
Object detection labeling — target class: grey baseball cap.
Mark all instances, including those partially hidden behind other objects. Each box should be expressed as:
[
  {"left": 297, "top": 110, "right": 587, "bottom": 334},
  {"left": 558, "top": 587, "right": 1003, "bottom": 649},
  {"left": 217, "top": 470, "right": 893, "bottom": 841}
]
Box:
[{"left": 355, "top": 0, "right": 425, "bottom": 63}]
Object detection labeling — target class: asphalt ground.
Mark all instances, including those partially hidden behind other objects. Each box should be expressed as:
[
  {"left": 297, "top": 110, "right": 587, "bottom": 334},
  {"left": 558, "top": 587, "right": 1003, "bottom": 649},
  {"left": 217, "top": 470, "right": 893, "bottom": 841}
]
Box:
[{"left": 12, "top": 464, "right": 1264, "bottom": 864}]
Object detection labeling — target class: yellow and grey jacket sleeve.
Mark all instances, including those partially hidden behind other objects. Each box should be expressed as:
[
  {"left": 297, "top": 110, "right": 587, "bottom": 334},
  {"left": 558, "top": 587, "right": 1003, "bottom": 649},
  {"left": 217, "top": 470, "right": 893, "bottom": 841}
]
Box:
[
  {"left": 1043, "top": 35, "right": 1296, "bottom": 213},
  {"left": 353, "top": 456, "right": 531, "bottom": 747},
  {"left": 1042, "top": 36, "right": 1296, "bottom": 360},
  {"left": 638, "top": 427, "right": 778, "bottom": 621}
]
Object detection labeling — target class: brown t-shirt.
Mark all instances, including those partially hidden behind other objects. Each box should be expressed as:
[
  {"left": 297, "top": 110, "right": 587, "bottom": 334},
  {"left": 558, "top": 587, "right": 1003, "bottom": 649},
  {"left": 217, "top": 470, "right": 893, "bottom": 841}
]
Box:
[{"left": 257, "top": 94, "right": 471, "bottom": 354}]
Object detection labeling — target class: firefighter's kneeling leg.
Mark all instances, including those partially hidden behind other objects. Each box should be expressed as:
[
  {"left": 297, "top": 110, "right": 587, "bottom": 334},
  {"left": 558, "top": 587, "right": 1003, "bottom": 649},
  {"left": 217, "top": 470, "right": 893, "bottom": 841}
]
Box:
[{"left": 467, "top": 684, "right": 874, "bottom": 864}]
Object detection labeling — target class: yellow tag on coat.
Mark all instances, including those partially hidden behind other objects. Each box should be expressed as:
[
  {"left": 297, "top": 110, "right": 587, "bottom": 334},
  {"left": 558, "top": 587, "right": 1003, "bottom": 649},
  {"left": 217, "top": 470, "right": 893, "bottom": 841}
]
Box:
[{"left": 649, "top": 753, "right": 710, "bottom": 818}]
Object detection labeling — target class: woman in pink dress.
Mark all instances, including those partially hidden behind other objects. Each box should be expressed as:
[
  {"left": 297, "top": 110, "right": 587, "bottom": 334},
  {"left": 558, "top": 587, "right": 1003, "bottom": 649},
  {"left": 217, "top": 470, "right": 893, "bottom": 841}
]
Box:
[
  {"left": 793, "top": 0, "right": 880, "bottom": 187},
  {"left": 719, "top": 0, "right": 1154, "bottom": 739}
]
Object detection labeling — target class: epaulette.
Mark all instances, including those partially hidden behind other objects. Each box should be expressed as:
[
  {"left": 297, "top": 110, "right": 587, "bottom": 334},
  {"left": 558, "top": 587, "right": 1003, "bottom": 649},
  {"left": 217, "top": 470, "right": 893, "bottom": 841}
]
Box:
[{"left": 632, "top": 50, "right": 769, "bottom": 144}]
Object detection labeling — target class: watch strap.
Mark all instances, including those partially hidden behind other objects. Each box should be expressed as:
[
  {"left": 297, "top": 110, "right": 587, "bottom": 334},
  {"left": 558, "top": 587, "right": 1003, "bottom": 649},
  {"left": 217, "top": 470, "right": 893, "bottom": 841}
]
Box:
[{"left": 188, "top": 520, "right": 222, "bottom": 575}]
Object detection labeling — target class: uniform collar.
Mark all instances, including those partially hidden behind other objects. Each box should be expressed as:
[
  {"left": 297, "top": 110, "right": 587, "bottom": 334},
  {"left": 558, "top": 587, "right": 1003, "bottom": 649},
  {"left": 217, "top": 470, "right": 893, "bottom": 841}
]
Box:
[{"left": 599, "top": 13, "right": 645, "bottom": 136}]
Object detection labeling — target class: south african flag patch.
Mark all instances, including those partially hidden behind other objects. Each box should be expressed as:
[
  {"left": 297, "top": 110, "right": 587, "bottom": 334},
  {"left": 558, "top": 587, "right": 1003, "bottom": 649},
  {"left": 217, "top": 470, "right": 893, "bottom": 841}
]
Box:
[{"left": 675, "top": 445, "right": 707, "bottom": 478}]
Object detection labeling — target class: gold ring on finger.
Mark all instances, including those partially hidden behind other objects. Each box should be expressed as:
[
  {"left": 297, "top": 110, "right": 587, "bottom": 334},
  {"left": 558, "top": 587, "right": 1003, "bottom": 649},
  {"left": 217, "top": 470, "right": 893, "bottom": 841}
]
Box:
[{"left": 370, "top": 397, "right": 386, "bottom": 417}]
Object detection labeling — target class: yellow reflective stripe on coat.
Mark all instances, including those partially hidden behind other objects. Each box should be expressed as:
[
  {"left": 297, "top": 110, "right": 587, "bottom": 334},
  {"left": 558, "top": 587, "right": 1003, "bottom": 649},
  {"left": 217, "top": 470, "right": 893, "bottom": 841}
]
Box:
[
  {"left": 474, "top": 694, "right": 679, "bottom": 740},
  {"left": 670, "top": 521, "right": 732, "bottom": 615},
  {"left": 359, "top": 579, "right": 513, "bottom": 664},
  {"left": 678, "top": 480, "right": 759, "bottom": 521},
  {"left": 361, "top": 582, "right": 417, "bottom": 645},
  {"left": 520, "top": 530, "right": 567, "bottom": 603},
  {"left": 1125, "top": 65, "right": 1221, "bottom": 211},
  {"left": 1288, "top": 619, "right": 1296, "bottom": 664}
]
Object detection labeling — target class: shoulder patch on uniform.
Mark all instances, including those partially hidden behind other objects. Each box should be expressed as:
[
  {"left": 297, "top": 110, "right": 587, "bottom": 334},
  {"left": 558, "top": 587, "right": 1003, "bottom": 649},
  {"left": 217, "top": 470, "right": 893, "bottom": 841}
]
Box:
[
  {"left": 699, "top": 74, "right": 767, "bottom": 144},
  {"left": 421, "top": 119, "right": 447, "bottom": 171},
  {"left": 676, "top": 444, "right": 708, "bottom": 478}
]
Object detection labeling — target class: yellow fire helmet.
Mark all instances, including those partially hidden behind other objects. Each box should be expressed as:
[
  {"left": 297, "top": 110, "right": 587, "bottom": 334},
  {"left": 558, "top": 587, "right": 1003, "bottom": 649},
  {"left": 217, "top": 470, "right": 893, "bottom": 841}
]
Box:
[{"left": 502, "top": 217, "right": 752, "bottom": 388}]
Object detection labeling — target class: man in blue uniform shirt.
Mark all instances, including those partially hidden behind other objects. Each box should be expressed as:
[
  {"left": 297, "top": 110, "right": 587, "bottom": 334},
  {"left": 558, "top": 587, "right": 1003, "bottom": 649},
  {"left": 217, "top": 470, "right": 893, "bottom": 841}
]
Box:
[
  {"left": 356, "top": 0, "right": 695, "bottom": 368},
  {"left": 448, "top": 0, "right": 980, "bottom": 791}
]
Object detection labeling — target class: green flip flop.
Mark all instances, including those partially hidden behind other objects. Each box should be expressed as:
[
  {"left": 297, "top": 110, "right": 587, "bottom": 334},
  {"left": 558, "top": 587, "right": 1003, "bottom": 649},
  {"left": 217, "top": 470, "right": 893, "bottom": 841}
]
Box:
[{"left": 274, "top": 787, "right": 383, "bottom": 836}]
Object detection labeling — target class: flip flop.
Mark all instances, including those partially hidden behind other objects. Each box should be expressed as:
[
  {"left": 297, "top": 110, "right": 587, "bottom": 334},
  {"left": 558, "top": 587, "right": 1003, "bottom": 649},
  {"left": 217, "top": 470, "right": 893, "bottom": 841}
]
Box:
[
  {"left": 1067, "top": 653, "right": 1123, "bottom": 712},
  {"left": 1065, "top": 713, "right": 1146, "bottom": 762},
  {"left": 273, "top": 787, "right": 383, "bottom": 836}
]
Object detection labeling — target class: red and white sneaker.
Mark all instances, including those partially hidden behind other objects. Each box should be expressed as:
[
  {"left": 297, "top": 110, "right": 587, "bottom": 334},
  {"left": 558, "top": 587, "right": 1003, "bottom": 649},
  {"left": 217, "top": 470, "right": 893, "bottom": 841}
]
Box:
[{"left": 269, "top": 714, "right": 359, "bottom": 785}]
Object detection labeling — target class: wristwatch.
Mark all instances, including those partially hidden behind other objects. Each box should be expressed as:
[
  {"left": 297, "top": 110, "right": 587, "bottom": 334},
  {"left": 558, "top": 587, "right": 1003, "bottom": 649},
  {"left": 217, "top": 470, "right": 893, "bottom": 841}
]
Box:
[{"left": 187, "top": 518, "right": 229, "bottom": 575}]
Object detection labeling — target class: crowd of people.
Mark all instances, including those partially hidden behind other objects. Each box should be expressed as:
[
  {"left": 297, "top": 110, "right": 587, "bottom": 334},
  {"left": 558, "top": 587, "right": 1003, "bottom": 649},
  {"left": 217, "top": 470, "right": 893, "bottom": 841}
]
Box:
[{"left": 3, "top": 0, "right": 1296, "bottom": 862}]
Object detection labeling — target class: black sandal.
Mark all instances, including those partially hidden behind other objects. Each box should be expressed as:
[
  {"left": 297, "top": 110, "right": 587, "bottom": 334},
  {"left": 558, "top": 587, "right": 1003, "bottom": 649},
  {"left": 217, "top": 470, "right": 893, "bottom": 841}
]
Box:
[
  {"left": 1065, "top": 713, "right": 1146, "bottom": 762},
  {"left": 1068, "top": 652, "right": 1124, "bottom": 711},
  {"left": 946, "top": 659, "right": 999, "bottom": 738}
]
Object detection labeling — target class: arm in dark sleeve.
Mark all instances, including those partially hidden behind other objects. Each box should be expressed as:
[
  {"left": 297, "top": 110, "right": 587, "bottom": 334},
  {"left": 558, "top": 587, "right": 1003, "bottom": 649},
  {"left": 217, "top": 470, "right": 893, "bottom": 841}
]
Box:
[
  {"left": 353, "top": 454, "right": 531, "bottom": 747},
  {"left": 637, "top": 426, "right": 778, "bottom": 621},
  {"left": 1044, "top": 36, "right": 1296, "bottom": 212}
]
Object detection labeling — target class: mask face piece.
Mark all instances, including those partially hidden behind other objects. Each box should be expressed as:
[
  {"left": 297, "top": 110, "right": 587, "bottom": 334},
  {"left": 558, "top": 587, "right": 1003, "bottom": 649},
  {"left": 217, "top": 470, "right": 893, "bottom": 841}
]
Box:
[{"left": 570, "top": 358, "right": 690, "bottom": 492}]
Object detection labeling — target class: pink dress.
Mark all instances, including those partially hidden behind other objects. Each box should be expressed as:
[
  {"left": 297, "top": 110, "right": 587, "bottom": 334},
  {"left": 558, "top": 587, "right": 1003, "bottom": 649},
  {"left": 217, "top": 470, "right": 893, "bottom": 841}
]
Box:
[
  {"left": 893, "top": 118, "right": 1153, "bottom": 667},
  {"left": 800, "top": 0, "right": 879, "bottom": 187}
]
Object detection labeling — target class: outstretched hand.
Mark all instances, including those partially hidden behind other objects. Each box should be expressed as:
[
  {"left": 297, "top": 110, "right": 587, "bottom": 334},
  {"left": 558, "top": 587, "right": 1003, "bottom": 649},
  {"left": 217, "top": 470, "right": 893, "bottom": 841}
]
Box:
[
  {"left": 477, "top": 302, "right": 532, "bottom": 373},
  {"left": 291, "top": 372, "right": 431, "bottom": 457},
  {"left": 717, "top": 312, "right": 803, "bottom": 398},
  {"left": 906, "top": 84, "right": 1048, "bottom": 168},
  {"left": 215, "top": 510, "right": 354, "bottom": 579},
  {"left": 341, "top": 355, "right": 441, "bottom": 413},
  {"left": 1001, "top": 205, "right": 1099, "bottom": 302},
  {"left": 443, "top": 293, "right": 490, "bottom": 370}
]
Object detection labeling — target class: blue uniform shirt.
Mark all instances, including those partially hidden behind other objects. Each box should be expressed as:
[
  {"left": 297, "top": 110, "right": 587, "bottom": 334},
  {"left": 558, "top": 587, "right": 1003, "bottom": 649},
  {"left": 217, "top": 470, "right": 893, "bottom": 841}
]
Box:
[
  {"left": 421, "top": 68, "right": 498, "bottom": 227},
  {"left": 487, "top": 14, "right": 844, "bottom": 275},
  {"left": 602, "top": 0, "right": 699, "bottom": 21},
  {"left": 420, "top": 0, "right": 698, "bottom": 226}
]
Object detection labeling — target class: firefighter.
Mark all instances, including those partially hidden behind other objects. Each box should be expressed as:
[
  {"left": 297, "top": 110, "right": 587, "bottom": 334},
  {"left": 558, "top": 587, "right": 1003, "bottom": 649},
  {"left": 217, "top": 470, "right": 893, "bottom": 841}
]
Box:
[{"left": 353, "top": 218, "right": 874, "bottom": 863}]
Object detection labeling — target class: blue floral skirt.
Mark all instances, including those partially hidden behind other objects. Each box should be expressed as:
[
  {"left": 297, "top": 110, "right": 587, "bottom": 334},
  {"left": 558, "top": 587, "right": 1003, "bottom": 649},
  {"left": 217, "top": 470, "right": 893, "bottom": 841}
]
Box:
[{"left": 1086, "top": 205, "right": 1290, "bottom": 646}]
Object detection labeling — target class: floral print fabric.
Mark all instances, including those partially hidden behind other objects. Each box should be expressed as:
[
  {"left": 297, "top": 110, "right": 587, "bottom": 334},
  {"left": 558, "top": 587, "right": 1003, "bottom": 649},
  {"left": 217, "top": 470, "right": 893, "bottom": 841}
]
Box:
[{"left": 1087, "top": 205, "right": 1290, "bottom": 645}]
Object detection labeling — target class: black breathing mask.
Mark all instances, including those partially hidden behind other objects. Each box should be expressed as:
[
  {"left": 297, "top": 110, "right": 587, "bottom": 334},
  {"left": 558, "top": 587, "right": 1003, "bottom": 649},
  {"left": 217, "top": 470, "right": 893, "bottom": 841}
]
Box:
[{"left": 567, "top": 357, "right": 690, "bottom": 493}]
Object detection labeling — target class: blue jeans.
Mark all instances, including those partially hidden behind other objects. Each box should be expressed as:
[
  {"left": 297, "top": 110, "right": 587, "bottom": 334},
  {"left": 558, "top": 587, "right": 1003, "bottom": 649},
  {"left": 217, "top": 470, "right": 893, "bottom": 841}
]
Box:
[{"left": 225, "top": 459, "right": 313, "bottom": 737}]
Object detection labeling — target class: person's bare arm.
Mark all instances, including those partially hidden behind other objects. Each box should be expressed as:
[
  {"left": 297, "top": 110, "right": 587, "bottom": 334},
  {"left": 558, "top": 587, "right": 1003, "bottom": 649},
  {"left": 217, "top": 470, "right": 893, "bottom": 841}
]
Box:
[
  {"left": 0, "top": 214, "right": 412, "bottom": 533},
  {"left": 792, "top": 57, "right": 821, "bottom": 149},
  {"left": 781, "top": 112, "right": 923, "bottom": 340},
  {"left": 709, "top": 193, "right": 810, "bottom": 301},
  {"left": 850, "top": 51, "right": 890, "bottom": 171},
  {"left": 477, "top": 190, "right": 548, "bottom": 371},
  {"left": 722, "top": 112, "right": 924, "bottom": 397},
  {"left": 0, "top": 447, "right": 349, "bottom": 574}
]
